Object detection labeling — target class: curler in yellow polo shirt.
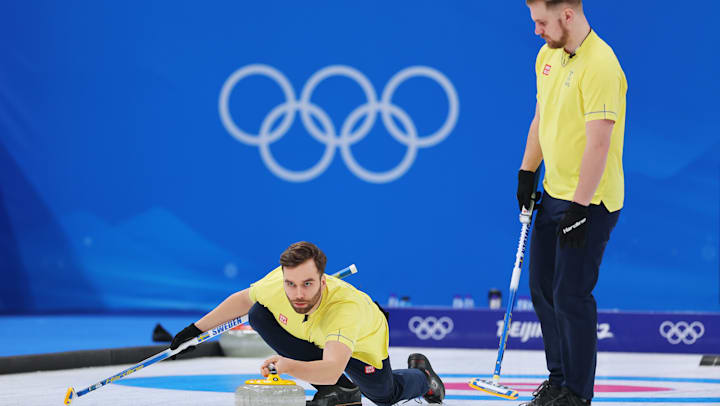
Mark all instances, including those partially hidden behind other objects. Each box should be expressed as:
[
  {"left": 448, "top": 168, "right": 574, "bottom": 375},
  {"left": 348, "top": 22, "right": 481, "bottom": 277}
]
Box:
[
  {"left": 535, "top": 30, "right": 628, "bottom": 211},
  {"left": 249, "top": 266, "right": 389, "bottom": 369}
]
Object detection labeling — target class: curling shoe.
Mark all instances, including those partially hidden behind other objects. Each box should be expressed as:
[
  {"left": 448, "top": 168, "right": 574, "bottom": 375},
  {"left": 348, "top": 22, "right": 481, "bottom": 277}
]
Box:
[
  {"left": 306, "top": 384, "right": 362, "bottom": 406},
  {"left": 408, "top": 353, "right": 445, "bottom": 404},
  {"left": 548, "top": 387, "right": 591, "bottom": 406},
  {"left": 520, "top": 380, "right": 562, "bottom": 405}
]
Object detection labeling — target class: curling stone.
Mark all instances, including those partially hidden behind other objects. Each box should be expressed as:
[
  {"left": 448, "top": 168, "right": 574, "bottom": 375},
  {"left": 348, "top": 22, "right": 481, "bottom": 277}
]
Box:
[{"left": 235, "top": 364, "right": 305, "bottom": 406}]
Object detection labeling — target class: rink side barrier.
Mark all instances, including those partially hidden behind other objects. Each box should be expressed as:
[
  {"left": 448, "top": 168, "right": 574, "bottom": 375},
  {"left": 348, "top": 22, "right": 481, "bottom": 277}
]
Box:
[
  {"left": 3, "top": 308, "right": 716, "bottom": 374},
  {"left": 0, "top": 342, "right": 222, "bottom": 375},
  {"left": 700, "top": 355, "right": 720, "bottom": 366},
  {"left": 388, "top": 307, "right": 718, "bottom": 354}
]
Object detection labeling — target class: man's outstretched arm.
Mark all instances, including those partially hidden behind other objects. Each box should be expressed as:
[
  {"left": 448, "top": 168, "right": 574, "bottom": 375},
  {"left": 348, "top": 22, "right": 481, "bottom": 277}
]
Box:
[
  {"left": 195, "top": 288, "right": 254, "bottom": 331},
  {"left": 261, "top": 341, "right": 352, "bottom": 385}
]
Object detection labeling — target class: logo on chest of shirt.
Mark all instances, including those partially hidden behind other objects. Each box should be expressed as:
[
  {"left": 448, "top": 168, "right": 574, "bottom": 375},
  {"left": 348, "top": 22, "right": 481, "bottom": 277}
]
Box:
[
  {"left": 279, "top": 314, "right": 288, "bottom": 325},
  {"left": 365, "top": 366, "right": 376, "bottom": 374},
  {"left": 543, "top": 64, "right": 552, "bottom": 76}
]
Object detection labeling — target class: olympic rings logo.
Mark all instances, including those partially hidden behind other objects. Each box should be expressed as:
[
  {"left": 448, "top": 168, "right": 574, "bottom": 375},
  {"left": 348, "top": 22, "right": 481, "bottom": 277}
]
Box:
[
  {"left": 408, "top": 316, "right": 454, "bottom": 340},
  {"left": 659, "top": 321, "right": 705, "bottom": 345},
  {"left": 219, "top": 64, "right": 459, "bottom": 183}
]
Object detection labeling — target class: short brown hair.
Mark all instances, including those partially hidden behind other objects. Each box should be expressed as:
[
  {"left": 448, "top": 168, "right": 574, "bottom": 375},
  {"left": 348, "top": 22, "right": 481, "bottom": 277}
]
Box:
[
  {"left": 280, "top": 241, "right": 327, "bottom": 274},
  {"left": 526, "top": 0, "right": 582, "bottom": 7}
]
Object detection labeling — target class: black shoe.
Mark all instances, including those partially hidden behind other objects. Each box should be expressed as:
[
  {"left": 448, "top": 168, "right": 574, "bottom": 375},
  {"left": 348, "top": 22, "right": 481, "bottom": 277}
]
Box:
[
  {"left": 408, "top": 353, "right": 445, "bottom": 404},
  {"left": 520, "top": 380, "right": 562, "bottom": 406},
  {"left": 306, "top": 384, "right": 362, "bottom": 406},
  {"left": 548, "top": 387, "right": 591, "bottom": 406}
]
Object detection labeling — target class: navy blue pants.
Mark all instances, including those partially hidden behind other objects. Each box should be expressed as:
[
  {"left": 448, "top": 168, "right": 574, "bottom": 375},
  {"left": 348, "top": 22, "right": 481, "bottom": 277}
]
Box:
[
  {"left": 529, "top": 194, "right": 620, "bottom": 400},
  {"left": 248, "top": 303, "right": 428, "bottom": 406}
]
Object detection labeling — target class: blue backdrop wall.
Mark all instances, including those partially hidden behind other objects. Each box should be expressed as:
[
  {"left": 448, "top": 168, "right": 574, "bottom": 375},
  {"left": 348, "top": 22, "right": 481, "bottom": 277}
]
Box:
[{"left": 0, "top": 1, "right": 717, "bottom": 313}]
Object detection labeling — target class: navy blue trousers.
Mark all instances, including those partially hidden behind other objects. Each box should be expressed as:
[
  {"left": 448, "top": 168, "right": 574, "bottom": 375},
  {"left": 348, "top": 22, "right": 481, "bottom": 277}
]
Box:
[
  {"left": 529, "top": 194, "right": 620, "bottom": 400},
  {"left": 248, "top": 303, "right": 428, "bottom": 406}
]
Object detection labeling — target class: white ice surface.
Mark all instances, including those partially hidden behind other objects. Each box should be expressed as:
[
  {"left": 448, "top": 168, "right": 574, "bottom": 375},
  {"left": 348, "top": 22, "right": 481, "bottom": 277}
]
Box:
[{"left": 1, "top": 347, "right": 717, "bottom": 405}]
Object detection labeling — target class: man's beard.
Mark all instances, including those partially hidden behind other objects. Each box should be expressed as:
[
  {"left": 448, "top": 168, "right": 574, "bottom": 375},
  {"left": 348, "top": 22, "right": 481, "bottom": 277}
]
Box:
[
  {"left": 288, "top": 286, "right": 323, "bottom": 314},
  {"left": 544, "top": 19, "right": 570, "bottom": 49}
]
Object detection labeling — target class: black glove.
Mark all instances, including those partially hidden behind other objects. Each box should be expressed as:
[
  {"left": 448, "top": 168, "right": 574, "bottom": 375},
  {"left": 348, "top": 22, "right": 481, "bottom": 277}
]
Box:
[
  {"left": 170, "top": 323, "right": 202, "bottom": 359},
  {"left": 557, "top": 202, "right": 590, "bottom": 248},
  {"left": 517, "top": 170, "right": 540, "bottom": 212}
]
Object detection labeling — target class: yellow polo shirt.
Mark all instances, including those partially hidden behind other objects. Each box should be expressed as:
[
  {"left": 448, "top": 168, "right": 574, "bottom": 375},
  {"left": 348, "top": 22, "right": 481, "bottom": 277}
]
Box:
[
  {"left": 535, "top": 30, "right": 627, "bottom": 212},
  {"left": 248, "top": 266, "right": 389, "bottom": 369}
]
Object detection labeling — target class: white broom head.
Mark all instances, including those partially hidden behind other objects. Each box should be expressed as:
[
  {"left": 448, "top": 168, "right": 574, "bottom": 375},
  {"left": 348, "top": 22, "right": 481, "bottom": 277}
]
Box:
[{"left": 469, "top": 377, "right": 519, "bottom": 400}]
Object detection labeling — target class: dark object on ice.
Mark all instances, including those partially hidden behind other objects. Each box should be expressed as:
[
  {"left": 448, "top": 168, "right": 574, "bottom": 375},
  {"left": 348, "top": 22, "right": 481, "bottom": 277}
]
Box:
[{"left": 152, "top": 323, "right": 173, "bottom": 343}]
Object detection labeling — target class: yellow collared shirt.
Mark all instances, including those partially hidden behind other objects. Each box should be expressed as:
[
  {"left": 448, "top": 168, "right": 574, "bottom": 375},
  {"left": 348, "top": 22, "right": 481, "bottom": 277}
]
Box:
[
  {"left": 249, "top": 266, "right": 389, "bottom": 369},
  {"left": 536, "top": 30, "right": 627, "bottom": 212}
]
